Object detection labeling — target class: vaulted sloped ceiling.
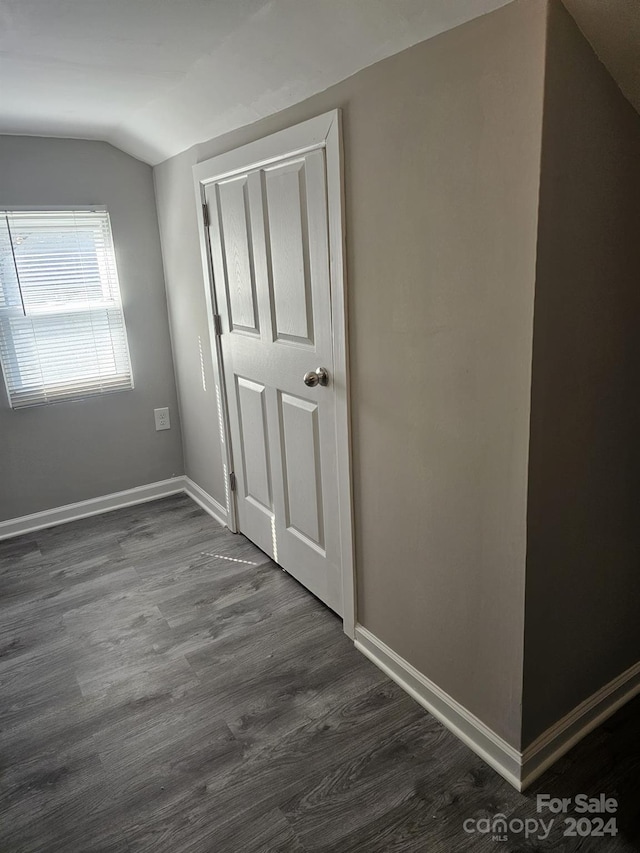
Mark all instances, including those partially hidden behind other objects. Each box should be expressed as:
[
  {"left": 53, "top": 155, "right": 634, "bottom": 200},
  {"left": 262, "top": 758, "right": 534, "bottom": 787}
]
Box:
[
  {"left": 562, "top": 0, "right": 640, "bottom": 118},
  {"left": 0, "top": 0, "right": 638, "bottom": 166},
  {"left": 0, "top": 0, "right": 517, "bottom": 164}
]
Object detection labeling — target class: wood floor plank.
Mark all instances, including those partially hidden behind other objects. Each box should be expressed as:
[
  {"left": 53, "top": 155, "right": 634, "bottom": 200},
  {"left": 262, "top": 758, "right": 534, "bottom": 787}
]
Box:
[
  {"left": 0, "top": 751, "right": 131, "bottom": 853},
  {"left": 1, "top": 494, "right": 639, "bottom": 852}
]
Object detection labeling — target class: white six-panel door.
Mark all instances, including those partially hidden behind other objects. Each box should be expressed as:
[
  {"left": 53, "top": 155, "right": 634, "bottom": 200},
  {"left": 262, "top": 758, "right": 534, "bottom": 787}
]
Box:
[{"left": 195, "top": 114, "right": 352, "bottom": 621}]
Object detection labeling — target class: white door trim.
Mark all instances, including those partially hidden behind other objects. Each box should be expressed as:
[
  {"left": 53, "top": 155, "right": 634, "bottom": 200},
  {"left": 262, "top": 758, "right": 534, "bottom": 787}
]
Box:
[
  {"left": 193, "top": 162, "right": 238, "bottom": 535},
  {"left": 193, "top": 110, "right": 356, "bottom": 639}
]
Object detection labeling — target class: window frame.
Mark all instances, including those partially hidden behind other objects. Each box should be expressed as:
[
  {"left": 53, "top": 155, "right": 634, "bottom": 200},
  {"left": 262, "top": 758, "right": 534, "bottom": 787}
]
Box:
[{"left": 0, "top": 205, "right": 135, "bottom": 409}]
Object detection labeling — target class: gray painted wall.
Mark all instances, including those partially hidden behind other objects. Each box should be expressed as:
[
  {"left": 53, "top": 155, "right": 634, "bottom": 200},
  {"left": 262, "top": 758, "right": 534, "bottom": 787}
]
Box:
[
  {"left": 0, "top": 137, "right": 184, "bottom": 520},
  {"left": 155, "top": 0, "right": 546, "bottom": 746},
  {"left": 154, "top": 148, "right": 226, "bottom": 508},
  {"left": 522, "top": 1, "right": 640, "bottom": 745}
]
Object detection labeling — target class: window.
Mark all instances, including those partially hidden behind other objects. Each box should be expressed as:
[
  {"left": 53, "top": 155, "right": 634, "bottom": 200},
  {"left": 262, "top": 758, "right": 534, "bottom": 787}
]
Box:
[{"left": 0, "top": 209, "right": 133, "bottom": 409}]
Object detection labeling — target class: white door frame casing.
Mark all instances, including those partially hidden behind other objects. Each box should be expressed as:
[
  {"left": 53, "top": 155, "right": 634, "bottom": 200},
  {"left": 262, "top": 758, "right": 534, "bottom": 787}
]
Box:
[{"left": 193, "top": 110, "right": 356, "bottom": 639}]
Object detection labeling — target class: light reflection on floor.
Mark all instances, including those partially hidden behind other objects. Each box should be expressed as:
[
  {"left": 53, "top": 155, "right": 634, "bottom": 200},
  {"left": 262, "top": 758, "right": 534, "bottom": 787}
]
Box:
[{"left": 201, "top": 552, "right": 258, "bottom": 566}]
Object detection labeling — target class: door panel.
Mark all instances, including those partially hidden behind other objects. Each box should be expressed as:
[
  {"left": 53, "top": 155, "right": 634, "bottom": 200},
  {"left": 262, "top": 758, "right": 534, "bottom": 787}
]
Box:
[
  {"left": 205, "top": 145, "right": 342, "bottom": 615},
  {"left": 279, "top": 391, "right": 324, "bottom": 552},
  {"left": 216, "top": 177, "right": 259, "bottom": 335},
  {"left": 236, "top": 377, "right": 272, "bottom": 512},
  {"left": 263, "top": 161, "right": 314, "bottom": 345}
]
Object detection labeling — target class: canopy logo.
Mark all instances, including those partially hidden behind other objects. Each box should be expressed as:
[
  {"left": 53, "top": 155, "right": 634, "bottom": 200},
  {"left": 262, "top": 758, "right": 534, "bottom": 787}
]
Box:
[{"left": 462, "top": 815, "right": 554, "bottom": 842}]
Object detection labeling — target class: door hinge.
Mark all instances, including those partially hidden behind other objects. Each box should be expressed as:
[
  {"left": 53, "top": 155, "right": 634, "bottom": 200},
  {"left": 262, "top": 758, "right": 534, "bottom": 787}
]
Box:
[
  {"left": 213, "top": 314, "right": 223, "bottom": 336},
  {"left": 202, "top": 202, "right": 210, "bottom": 227},
  {"left": 229, "top": 472, "right": 237, "bottom": 492}
]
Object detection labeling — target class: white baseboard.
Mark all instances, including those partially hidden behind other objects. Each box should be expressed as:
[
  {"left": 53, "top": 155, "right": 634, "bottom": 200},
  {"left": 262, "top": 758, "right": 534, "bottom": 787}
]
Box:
[
  {"left": 355, "top": 624, "right": 640, "bottom": 792},
  {"left": 183, "top": 476, "right": 228, "bottom": 528},
  {"left": 354, "top": 625, "right": 523, "bottom": 790},
  {"left": 0, "top": 475, "right": 229, "bottom": 540},
  {"left": 0, "top": 477, "right": 187, "bottom": 541},
  {"left": 521, "top": 658, "right": 640, "bottom": 789}
]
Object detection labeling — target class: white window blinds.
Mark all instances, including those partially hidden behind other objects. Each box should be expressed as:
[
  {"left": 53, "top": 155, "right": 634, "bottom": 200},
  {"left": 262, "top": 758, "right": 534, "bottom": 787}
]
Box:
[{"left": 0, "top": 209, "right": 133, "bottom": 409}]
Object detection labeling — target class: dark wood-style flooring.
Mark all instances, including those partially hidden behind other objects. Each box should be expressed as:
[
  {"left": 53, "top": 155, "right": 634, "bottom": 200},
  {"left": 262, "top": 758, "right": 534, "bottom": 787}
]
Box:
[{"left": 1, "top": 495, "right": 639, "bottom": 852}]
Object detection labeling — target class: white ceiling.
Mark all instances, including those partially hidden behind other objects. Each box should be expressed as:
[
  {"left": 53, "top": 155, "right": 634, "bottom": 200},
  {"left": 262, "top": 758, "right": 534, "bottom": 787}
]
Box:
[
  {"left": 0, "top": 0, "right": 513, "bottom": 165},
  {"left": 1, "top": 0, "right": 638, "bottom": 166}
]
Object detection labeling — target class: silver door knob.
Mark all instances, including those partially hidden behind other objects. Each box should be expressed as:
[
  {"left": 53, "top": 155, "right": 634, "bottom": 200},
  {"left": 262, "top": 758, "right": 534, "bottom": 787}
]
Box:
[{"left": 303, "top": 367, "right": 329, "bottom": 387}]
